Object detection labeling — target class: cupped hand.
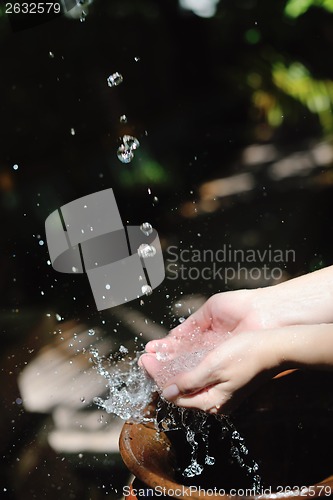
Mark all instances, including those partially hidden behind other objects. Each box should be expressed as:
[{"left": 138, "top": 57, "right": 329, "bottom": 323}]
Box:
[
  {"left": 140, "top": 329, "right": 281, "bottom": 414},
  {"left": 144, "top": 289, "right": 267, "bottom": 358}
]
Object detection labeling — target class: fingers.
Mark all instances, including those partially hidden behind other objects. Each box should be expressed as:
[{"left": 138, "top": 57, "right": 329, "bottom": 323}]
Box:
[
  {"left": 161, "top": 357, "right": 220, "bottom": 401},
  {"left": 139, "top": 353, "right": 162, "bottom": 381},
  {"left": 169, "top": 300, "right": 213, "bottom": 337},
  {"left": 163, "top": 382, "right": 234, "bottom": 415},
  {"left": 145, "top": 300, "right": 213, "bottom": 353}
]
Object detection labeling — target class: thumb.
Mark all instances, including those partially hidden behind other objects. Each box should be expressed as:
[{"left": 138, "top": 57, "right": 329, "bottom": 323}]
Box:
[{"left": 162, "top": 360, "right": 216, "bottom": 401}]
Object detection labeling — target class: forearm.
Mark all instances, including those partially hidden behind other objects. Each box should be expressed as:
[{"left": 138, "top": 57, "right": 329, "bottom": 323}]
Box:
[
  {"left": 254, "top": 266, "right": 333, "bottom": 327},
  {"left": 274, "top": 324, "right": 333, "bottom": 371}
]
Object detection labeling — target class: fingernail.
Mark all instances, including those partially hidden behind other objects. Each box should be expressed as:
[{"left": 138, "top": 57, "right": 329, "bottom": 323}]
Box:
[{"left": 162, "top": 384, "right": 180, "bottom": 400}]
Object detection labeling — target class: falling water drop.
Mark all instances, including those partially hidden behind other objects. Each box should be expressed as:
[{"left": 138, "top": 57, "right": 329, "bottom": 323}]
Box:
[
  {"left": 107, "top": 72, "right": 123, "bottom": 87},
  {"left": 117, "top": 145, "right": 134, "bottom": 164},
  {"left": 123, "top": 135, "right": 140, "bottom": 150},
  {"left": 119, "top": 114, "right": 127, "bottom": 123},
  {"left": 138, "top": 244, "right": 156, "bottom": 258},
  {"left": 140, "top": 222, "right": 153, "bottom": 236},
  {"left": 141, "top": 285, "right": 153, "bottom": 296}
]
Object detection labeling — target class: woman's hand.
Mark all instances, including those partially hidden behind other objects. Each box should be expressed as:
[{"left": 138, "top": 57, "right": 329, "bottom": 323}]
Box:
[
  {"left": 141, "top": 324, "right": 333, "bottom": 414},
  {"left": 141, "top": 329, "right": 281, "bottom": 414}
]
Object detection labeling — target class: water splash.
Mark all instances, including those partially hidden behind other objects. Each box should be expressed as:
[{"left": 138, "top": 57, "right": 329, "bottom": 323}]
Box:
[
  {"left": 92, "top": 351, "right": 157, "bottom": 422},
  {"left": 156, "top": 400, "right": 262, "bottom": 492},
  {"left": 92, "top": 328, "right": 261, "bottom": 491}
]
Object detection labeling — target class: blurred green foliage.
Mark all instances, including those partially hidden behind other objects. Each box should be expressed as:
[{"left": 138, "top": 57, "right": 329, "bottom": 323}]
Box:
[
  {"left": 273, "top": 62, "right": 333, "bottom": 131},
  {"left": 117, "top": 157, "right": 172, "bottom": 188},
  {"left": 284, "top": 0, "right": 333, "bottom": 18}
]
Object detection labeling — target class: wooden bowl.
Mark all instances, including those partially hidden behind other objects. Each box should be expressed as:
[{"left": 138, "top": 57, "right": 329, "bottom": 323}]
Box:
[{"left": 119, "top": 371, "right": 333, "bottom": 499}]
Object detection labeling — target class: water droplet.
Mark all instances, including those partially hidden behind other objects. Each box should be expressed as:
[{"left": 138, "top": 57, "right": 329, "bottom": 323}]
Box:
[
  {"left": 55, "top": 313, "right": 62, "bottom": 322},
  {"left": 138, "top": 244, "right": 156, "bottom": 258},
  {"left": 140, "top": 222, "right": 153, "bottom": 236},
  {"left": 80, "top": 10, "right": 87, "bottom": 22},
  {"left": 105, "top": 284, "right": 111, "bottom": 290},
  {"left": 80, "top": 396, "right": 86, "bottom": 403},
  {"left": 13, "top": 164, "right": 19, "bottom": 171},
  {"left": 179, "top": 317, "right": 185, "bottom": 323},
  {"left": 72, "top": 266, "right": 78, "bottom": 273},
  {"left": 153, "top": 196, "right": 158, "bottom": 203},
  {"left": 141, "top": 285, "right": 152, "bottom": 296},
  {"left": 39, "top": 240, "right": 44, "bottom": 246},
  {"left": 119, "top": 345, "right": 128, "bottom": 354},
  {"left": 70, "top": 128, "right": 75, "bottom": 136},
  {"left": 90, "top": 347, "right": 99, "bottom": 358},
  {"left": 175, "top": 302, "right": 182, "bottom": 308},
  {"left": 49, "top": 51, "right": 54, "bottom": 58},
  {"left": 134, "top": 56, "right": 140, "bottom": 62},
  {"left": 107, "top": 72, "right": 123, "bottom": 87},
  {"left": 88, "top": 329, "right": 95, "bottom": 336},
  {"left": 123, "top": 135, "right": 140, "bottom": 150},
  {"left": 117, "top": 144, "right": 134, "bottom": 164},
  {"left": 120, "top": 114, "right": 127, "bottom": 123}
]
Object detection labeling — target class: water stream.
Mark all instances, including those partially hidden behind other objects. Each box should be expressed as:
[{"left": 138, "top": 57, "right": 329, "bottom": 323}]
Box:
[{"left": 92, "top": 347, "right": 262, "bottom": 492}]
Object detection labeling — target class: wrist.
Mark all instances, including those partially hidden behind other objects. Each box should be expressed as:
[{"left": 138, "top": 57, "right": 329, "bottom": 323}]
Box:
[{"left": 252, "top": 273, "right": 333, "bottom": 328}]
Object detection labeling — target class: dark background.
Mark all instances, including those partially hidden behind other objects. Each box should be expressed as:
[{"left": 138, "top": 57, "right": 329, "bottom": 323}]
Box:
[{"left": 1, "top": 0, "right": 333, "bottom": 498}]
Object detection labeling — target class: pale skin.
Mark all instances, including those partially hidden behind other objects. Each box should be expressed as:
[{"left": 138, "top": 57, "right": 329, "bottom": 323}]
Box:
[{"left": 139, "top": 266, "right": 333, "bottom": 414}]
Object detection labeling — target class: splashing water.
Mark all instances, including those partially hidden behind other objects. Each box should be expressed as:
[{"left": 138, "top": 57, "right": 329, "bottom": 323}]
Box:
[
  {"left": 92, "top": 350, "right": 157, "bottom": 422},
  {"left": 92, "top": 329, "right": 261, "bottom": 491},
  {"left": 156, "top": 400, "right": 261, "bottom": 492}
]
